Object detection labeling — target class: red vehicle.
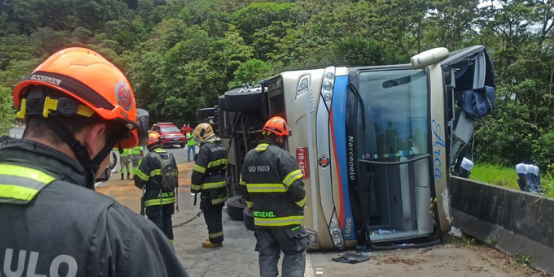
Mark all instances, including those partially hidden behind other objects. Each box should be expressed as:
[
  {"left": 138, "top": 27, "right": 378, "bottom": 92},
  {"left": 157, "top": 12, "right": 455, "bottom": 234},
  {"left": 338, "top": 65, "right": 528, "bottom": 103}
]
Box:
[{"left": 150, "top": 122, "right": 186, "bottom": 148}]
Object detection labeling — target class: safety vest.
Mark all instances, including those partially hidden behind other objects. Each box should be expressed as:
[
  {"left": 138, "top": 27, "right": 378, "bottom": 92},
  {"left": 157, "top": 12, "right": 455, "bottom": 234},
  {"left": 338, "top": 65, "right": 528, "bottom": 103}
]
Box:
[
  {"left": 186, "top": 133, "right": 196, "bottom": 146},
  {"left": 0, "top": 163, "right": 55, "bottom": 204},
  {"left": 131, "top": 146, "right": 143, "bottom": 155},
  {"left": 120, "top": 148, "right": 132, "bottom": 157}
]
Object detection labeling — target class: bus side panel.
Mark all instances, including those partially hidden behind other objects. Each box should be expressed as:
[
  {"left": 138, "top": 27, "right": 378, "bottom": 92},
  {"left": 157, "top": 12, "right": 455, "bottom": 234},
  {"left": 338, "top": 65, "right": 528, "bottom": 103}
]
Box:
[
  {"left": 281, "top": 70, "right": 335, "bottom": 249},
  {"left": 330, "top": 75, "right": 356, "bottom": 241},
  {"left": 428, "top": 65, "right": 450, "bottom": 232}
]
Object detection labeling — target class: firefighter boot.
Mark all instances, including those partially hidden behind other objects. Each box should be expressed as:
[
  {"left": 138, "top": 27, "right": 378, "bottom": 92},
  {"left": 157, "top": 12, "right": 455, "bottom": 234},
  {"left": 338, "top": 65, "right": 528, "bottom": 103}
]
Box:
[
  {"left": 120, "top": 173, "right": 124, "bottom": 180},
  {"left": 127, "top": 172, "right": 130, "bottom": 179},
  {"left": 202, "top": 238, "right": 222, "bottom": 248}
]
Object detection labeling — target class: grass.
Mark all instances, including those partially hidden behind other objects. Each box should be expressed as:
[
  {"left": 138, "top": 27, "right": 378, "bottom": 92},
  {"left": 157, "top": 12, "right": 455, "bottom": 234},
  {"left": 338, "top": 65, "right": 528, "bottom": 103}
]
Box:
[{"left": 469, "top": 163, "right": 554, "bottom": 198}]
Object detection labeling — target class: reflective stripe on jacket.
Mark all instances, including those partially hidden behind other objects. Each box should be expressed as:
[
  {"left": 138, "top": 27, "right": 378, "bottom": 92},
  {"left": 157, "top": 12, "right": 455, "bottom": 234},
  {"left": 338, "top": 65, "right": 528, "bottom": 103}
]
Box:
[
  {"left": 239, "top": 141, "right": 306, "bottom": 228},
  {"left": 134, "top": 148, "right": 176, "bottom": 206},
  {"left": 191, "top": 138, "right": 228, "bottom": 205}
]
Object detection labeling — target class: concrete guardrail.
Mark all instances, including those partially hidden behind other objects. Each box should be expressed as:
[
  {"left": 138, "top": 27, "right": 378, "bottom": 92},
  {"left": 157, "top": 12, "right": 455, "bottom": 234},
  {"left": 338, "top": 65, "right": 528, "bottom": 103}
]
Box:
[{"left": 449, "top": 176, "right": 554, "bottom": 274}]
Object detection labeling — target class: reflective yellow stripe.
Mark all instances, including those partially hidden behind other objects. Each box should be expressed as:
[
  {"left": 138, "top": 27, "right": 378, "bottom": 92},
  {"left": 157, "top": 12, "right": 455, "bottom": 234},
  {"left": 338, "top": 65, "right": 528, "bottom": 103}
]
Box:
[
  {"left": 150, "top": 169, "right": 161, "bottom": 176},
  {"left": 0, "top": 184, "right": 42, "bottom": 202},
  {"left": 212, "top": 196, "right": 227, "bottom": 205},
  {"left": 209, "top": 231, "right": 223, "bottom": 238},
  {"left": 0, "top": 164, "right": 55, "bottom": 183},
  {"left": 247, "top": 183, "right": 287, "bottom": 193},
  {"left": 246, "top": 201, "right": 253, "bottom": 209},
  {"left": 145, "top": 197, "right": 176, "bottom": 206},
  {"left": 136, "top": 169, "right": 149, "bottom": 181},
  {"left": 283, "top": 169, "right": 303, "bottom": 188},
  {"left": 207, "top": 158, "right": 227, "bottom": 168},
  {"left": 254, "top": 215, "right": 303, "bottom": 227},
  {"left": 255, "top": 143, "right": 269, "bottom": 152},
  {"left": 295, "top": 198, "right": 306, "bottom": 208},
  {"left": 191, "top": 184, "right": 202, "bottom": 190},
  {"left": 202, "top": 181, "right": 226, "bottom": 189},
  {"left": 0, "top": 164, "right": 56, "bottom": 203},
  {"left": 194, "top": 164, "right": 206, "bottom": 174},
  {"left": 239, "top": 177, "right": 246, "bottom": 186}
]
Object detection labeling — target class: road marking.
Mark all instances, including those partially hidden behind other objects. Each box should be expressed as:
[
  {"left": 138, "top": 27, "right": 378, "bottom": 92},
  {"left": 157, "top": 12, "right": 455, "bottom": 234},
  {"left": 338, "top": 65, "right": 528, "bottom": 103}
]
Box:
[{"left": 305, "top": 253, "right": 315, "bottom": 277}]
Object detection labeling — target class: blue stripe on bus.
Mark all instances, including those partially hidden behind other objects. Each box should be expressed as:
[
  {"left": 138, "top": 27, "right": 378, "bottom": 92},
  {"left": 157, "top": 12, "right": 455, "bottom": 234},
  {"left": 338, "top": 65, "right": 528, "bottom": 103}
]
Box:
[{"left": 331, "top": 75, "right": 356, "bottom": 240}]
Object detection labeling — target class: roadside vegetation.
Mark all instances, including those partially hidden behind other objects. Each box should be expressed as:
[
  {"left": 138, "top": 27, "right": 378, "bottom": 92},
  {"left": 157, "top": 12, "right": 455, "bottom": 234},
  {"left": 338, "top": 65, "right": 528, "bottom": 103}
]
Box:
[
  {"left": 0, "top": 0, "right": 553, "bottom": 172},
  {"left": 470, "top": 163, "right": 554, "bottom": 198}
]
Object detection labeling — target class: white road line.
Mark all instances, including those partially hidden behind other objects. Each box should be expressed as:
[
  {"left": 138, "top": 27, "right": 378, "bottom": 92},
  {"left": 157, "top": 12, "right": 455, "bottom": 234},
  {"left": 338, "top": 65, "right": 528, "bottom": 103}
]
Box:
[{"left": 305, "top": 253, "right": 314, "bottom": 277}]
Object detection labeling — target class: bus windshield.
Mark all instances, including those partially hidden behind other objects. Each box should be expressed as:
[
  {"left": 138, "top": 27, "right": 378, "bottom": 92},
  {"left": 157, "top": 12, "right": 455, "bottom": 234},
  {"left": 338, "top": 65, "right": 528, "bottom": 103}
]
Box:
[{"left": 357, "top": 69, "right": 429, "bottom": 160}]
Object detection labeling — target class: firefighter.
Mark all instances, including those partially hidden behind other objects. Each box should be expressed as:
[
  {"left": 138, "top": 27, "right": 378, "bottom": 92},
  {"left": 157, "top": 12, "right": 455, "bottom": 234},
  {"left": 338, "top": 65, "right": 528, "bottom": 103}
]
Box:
[
  {"left": 191, "top": 123, "right": 228, "bottom": 248},
  {"left": 0, "top": 47, "right": 188, "bottom": 276},
  {"left": 134, "top": 132, "right": 178, "bottom": 242},
  {"left": 186, "top": 128, "right": 196, "bottom": 161},
  {"left": 240, "top": 116, "right": 309, "bottom": 277},
  {"left": 120, "top": 147, "right": 132, "bottom": 180},
  {"left": 131, "top": 144, "right": 144, "bottom": 176}
]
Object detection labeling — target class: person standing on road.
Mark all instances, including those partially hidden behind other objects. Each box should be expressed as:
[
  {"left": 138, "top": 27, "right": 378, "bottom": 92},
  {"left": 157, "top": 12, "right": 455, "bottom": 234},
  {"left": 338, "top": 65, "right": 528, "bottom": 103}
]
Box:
[
  {"left": 191, "top": 123, "right": 228, "bottom": 248},
  {"left": 186, "top": 129, "right": 196, "bottom": 162},
  {"left": 0, "top": 47, "right": 189, "bottom": 276},
  {"left": 240, "top": 116, "right": 309, "bottom": 277},
  {"left": 135, "top": 132, "right": 178, "bottom": 243},
  {"left": 131, "top": 145, "right": 144, "bottom": 177},
  {"left": 120, "top": 148, "right": 132, "bottom": 180}
]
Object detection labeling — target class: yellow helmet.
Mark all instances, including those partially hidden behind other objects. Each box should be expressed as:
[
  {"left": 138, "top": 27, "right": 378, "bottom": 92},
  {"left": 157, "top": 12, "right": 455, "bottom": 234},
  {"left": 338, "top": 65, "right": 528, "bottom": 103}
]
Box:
[{"left": 193, "top": 123, "right": 215, "bottom": 143}]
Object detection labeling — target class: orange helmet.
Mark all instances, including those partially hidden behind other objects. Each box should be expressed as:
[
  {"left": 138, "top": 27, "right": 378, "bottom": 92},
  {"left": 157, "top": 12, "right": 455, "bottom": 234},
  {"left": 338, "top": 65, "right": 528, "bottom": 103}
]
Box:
[
  {"left": 13, "top": 47, "right": 148, "bottom": 148},
  {"left": 263, "top": 116, "right": 291, "bottom": 137},
  {"left": 147, "top": 132, "right": 162, "bottom": 149}
]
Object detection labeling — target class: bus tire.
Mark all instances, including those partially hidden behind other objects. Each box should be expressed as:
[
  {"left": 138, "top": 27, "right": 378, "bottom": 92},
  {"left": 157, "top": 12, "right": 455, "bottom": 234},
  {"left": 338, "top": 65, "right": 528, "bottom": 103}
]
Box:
[
  {"left": 224, "top": 86, "right": 262, "bottom": 112},
  {"left": 243, "top": 207, "right": 255, "bottom": 231},
  {"left": 218, "top": 95, "right": 227, "bottom": 111},
  {"left": 197, "top": 108, "right": 216, "bottom": 121},
  {"left": 226, "top": 196, "right": 246, "bottom": 221}
]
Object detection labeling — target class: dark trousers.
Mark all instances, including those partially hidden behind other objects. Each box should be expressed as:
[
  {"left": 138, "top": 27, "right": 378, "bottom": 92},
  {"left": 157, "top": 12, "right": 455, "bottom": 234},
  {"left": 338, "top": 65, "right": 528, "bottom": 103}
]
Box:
[
  {"left": 200, "top": 197, "right": 224, "bottom": 244},
  {"left": 255, "top": 226, "right": 310, "bottom": 277},
  {"left": 146, "top": 204, "right": 174, "bottom": 240}
]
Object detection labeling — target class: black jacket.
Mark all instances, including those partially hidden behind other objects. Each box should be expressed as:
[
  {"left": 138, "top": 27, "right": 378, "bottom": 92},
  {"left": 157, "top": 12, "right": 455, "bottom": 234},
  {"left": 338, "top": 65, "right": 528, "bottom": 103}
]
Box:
[
  {"left": 134, "top": 148, "right": 177, "bottom": 206},
  {"left": 191, "top": 138, "right": 228, "bottom": 205},
  {"left": 0, "top": 136, "right": 189, "bottom": 277},
  {"left": 240, "top": 140, "right": 306, "bottom": 228}
]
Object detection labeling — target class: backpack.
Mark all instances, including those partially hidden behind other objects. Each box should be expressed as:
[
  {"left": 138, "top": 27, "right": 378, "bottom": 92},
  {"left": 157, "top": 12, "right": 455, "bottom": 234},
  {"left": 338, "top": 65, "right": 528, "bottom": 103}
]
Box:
[{"left": 155, "top": 153, "right": 178, "bottom": 192}]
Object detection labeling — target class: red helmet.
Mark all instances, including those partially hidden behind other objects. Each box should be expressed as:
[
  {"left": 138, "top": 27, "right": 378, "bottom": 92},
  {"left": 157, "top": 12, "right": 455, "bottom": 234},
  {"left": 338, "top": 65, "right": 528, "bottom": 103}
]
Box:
[
  {"left": 263, "top": 116, "right": 291, "bottom": 137},
  {"left": 13, "top": 47, "right": 148, "bottom": 148}
]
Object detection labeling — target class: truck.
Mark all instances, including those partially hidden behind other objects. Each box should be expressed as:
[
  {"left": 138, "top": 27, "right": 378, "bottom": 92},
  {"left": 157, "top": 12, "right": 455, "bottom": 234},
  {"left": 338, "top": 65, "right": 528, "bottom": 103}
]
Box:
[{"left": 198, "top": 45, "right": 496, "bottom": 250}]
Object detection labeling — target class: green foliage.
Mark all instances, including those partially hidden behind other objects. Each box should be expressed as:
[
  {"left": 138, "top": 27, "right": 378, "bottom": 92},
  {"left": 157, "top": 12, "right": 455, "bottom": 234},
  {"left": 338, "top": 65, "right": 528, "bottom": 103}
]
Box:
[
  {"left": 0, "top": 0, "right": 553, "bottom": 170},
  {"left": 490, "top": 234, "right": 500, "bottom": 246},
  {"left": 470, "top": 163, "right": 520, "bottom": 191},
  {"left": 0, "top": 86, "right": 15, "bottom": 135},
  {"left": 515, "top": 254, "right": 532, "bottom": 267}
]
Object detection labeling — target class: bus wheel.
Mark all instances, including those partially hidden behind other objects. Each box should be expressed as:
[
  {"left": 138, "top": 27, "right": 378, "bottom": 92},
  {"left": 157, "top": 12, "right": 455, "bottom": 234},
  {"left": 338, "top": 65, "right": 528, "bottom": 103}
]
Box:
[
  {"left": 218, "top": 95, "right": 227, "bottom": 111},
  {"left": 243, "top": 207, "right": 255, "bottom": 231},
  {"left": 226, "top": 196, "right": 247, "bottom": 221},
  {"left": 224, "top": 86, "right": 262, "bottom": 112}
]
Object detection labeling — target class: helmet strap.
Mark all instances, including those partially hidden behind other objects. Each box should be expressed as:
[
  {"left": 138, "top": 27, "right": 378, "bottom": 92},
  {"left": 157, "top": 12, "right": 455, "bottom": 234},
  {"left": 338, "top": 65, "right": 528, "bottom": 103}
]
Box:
[{"left": 45, "top": 117, "right": 125, "bottom": 189}]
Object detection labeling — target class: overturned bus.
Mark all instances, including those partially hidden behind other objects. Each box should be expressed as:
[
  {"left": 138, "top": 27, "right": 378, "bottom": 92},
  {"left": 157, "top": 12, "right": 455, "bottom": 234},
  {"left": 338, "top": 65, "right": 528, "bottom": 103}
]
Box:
[{"left": 201, "top": 45, "right": 496, "bottom": 250}]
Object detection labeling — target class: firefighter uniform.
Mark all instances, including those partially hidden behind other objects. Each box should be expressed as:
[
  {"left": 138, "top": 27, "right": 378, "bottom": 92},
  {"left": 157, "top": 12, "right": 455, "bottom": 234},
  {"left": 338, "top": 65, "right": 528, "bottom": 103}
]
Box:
[
  {"left": 240, "top": 140, "right": 309, "bottom": 277},
  {"left": 191, "top": 137, "right": 228, "bottom": 246},
  {"left": 135, "top": 148, "right": 177, "bottom": 241},
  {"left": 0, "top": 136, "right": 188, "bottom": 276}
]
